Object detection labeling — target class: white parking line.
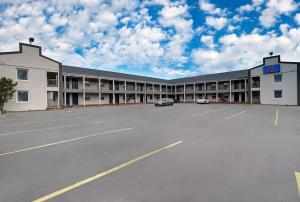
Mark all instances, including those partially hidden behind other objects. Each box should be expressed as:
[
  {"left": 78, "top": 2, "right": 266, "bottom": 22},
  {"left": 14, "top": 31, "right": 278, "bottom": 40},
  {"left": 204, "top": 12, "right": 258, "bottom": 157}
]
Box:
[
  {"left": 225, "top": 109, "right": 248, "bottom": 120},
  {"left": 191, "top": 109, "right": 223, "bottom": 117},
  {"left": 0, "top": 116, "right": 89, "bottom": 128},
  {"left": 0, "top": 128, "right": 133, "bottom": 157},
  {"left": 0, "top": 121, "right": 108, "bottom": 137}
]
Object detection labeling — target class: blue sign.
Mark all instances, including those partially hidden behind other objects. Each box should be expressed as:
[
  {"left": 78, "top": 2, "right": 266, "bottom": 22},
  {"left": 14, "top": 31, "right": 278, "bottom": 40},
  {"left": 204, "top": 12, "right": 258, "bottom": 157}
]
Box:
[{"left": 263, "top": 64, "right": 280, "bottom": 74}]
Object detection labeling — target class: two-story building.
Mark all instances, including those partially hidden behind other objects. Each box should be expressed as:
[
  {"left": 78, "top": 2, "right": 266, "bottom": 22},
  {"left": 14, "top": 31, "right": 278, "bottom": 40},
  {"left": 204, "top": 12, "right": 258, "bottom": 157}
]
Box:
[{"left": 0, "top": 42, "right": 299, "bottom": 112}]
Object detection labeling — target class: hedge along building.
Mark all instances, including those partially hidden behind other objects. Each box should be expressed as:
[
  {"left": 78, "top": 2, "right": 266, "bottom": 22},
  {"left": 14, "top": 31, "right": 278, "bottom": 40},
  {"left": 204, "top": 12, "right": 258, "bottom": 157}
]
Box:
[{"left": 0, "top": 42, "right": 299, "bottom": 112}]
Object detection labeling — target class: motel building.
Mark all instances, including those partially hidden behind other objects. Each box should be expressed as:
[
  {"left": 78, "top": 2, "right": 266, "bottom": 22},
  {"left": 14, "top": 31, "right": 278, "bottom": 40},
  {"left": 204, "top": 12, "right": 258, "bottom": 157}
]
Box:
[{"left": 0, "top": 42, "right": 300, "bottom": 112}]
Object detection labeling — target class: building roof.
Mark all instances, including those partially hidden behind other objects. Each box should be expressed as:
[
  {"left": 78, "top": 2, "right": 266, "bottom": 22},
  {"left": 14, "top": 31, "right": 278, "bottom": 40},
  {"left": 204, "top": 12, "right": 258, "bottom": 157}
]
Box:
[
  {"left": 168, "top": 69, "right": 249, "bottom": 84},
  {"left": 62, "top": 65, "right": 168, "bottom": 83},
  {"left": 62, "top": 65, "right": 249, "bottom": 85}
]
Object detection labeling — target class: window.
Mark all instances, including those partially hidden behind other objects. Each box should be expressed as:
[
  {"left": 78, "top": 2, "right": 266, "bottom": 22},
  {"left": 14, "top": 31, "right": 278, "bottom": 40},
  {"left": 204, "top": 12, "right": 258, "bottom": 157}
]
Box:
[
  {"left": 17, "top": 91, "right": 29, "bottom": 103},
  {"left": 85, "top": 81, "right": 90, "bottom": 87},
  {"left": 85, "top": 95, "right": 91, "bottom": 101},
  {"left": 101, "top": 96, "right": 105, "bottom": 100},
  {"left": 17, "top": 68, "right": 28, "bottom": 80},
  {"left": 274, "top": 74, "right": 282, "bottom": 82},
  {"left": 274, "top": 90, "right": 283, "bottom": 98}
]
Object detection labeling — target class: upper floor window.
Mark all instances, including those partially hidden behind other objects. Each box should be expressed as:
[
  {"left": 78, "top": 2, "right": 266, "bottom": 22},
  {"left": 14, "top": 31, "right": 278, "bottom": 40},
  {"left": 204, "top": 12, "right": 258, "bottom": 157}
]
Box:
[
  {"left": 17, "top": 68, "right": 28, "bottom": 80},
  {"left": 274, "top": 74, "right": 282, "bottom": 82}
]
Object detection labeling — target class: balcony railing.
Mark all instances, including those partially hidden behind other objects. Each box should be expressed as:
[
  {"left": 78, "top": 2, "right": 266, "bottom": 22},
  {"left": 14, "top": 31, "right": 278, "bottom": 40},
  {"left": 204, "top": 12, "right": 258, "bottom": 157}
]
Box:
[
  {"left": 252, "top": 82, "right": 260, "bottom": 88},
  {"left": 66, "top": 82, "right": 82, "bottom": 90},
  {"left": 206, "top": 86, "right": 216, "bottom": 91},
  {"left": 126, "top": 86, "right": 135, "bottom": 91},
  {"left": 47, "top": 79, "right": 58, "bottom": 87}
]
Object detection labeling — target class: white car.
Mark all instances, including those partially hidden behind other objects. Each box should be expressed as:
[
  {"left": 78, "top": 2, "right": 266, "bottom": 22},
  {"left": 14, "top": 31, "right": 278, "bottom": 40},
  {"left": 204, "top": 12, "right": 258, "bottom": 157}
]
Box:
[{"left": 197, "top": 98, "right": 210, "bottom": 104}]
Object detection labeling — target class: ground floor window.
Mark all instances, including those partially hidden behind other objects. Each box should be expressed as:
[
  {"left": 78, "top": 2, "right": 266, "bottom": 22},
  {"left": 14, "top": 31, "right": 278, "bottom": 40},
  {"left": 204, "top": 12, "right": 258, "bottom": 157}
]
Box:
[
  {"left": 274, "top": 90, "right": 283, "bottom": 98},
  {"left": 85, "top": 95, "right": 91, "bottom": 101},
  {"left": 17, "top": 91, "right": 29, "bottom": 103}
]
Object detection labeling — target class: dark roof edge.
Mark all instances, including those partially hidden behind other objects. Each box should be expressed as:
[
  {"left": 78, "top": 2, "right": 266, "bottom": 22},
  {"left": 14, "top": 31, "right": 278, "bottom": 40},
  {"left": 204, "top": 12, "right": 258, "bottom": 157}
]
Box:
[{"left": 62, "top": 65, "right": 169, "bottom": 82}]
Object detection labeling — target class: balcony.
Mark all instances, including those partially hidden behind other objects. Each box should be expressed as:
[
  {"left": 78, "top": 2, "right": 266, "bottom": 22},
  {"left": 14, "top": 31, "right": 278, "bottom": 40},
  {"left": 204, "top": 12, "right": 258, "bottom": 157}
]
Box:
[
  {"left": 206, "top": 86, "right": 216, "bottom": 91},
  {"left": 176, "top": 89, "right": 184, "bottom": 93},
  {"left": 185, "top": 88, "right": 194, "bottom": 93},
  {"left": 252, "top": 82, "right": 260, "bottom": 88}
]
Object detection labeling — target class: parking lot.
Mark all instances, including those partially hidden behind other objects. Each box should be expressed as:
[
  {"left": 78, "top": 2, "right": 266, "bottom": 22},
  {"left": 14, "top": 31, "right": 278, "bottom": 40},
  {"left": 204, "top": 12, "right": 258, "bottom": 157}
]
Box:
[{"left": 0, "top": 103, "right": 299, "bottom": 202}]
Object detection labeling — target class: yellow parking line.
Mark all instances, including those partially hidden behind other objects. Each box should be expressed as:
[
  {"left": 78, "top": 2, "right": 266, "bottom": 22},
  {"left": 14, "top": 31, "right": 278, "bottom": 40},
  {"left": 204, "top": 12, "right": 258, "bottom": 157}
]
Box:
[
  {"left": 295, "top": 172, "right": 300, "bottom": 198},
  {"left": 0, "top": 128, "right": 133, "bottom": 157},
  {"left": 225, "top": 109, "right": 248, "bottom": 119},
  {"left": 32, "top": 140, "right": 183, "bottom": 202},
  {"left": 0, "top": 121, "right": 108, "bottom": 137},
  {"left": 274, "top": 110, "right": 279, "bottom": 126}
]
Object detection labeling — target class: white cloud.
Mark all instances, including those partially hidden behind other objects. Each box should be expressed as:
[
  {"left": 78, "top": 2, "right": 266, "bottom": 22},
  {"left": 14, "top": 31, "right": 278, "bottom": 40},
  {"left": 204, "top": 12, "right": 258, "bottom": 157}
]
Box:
[
  {"left": 205, "top": 16, "right": 228, "bottom": 30},
  {"left": 295, "top": 13, "right": 300, "bottom": 25},
  {"left": 151, "top": 66, "right": 198, "bottom": 77},
  {"left": 200, "top": 35, "right": 215, "bottom": 49},
  {"left": 192, "top": 27, "right": 300, "bottom": 73},
  {"left": 199, "top": 0, "right": 225, "bottom": 15},
  {"left": 237, "top": 0, "right": 264, "bottom": 13},
  {"left": 160, "top": 4, "right": 188, "bottom": 19},
  {"left": 259, "top": 0, "right": 298, "bottom": 28}
]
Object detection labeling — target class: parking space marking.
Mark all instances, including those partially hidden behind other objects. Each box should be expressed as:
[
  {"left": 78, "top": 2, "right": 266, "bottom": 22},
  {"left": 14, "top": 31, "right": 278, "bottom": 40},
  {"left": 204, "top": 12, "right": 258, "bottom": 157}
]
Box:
[
  {"left": 0, "top": 121, "right": 108, "bottom": 137},
  {"left": 191, "top": 109, "right": 223, "bottom": 117},
  {"left": 225, "top": 109, "right": 248, "bottom": 120},
  {"left": 167, "top": 110, "right": 182, "bottom": 114},
  {"left": 274, "top": 110, "right": 279, "bottom": 126},
  {"left": 295, "top": 172, "right": 300, "bottom": 198},
  {"left": 0, "top": 128, "right": 133, "bottom": 157},
  {"left": 0, "top": 116, "right": 89, "bottom": 128},
  {"left": 32, "top": 140, "right": 182, "bottom": 202}
]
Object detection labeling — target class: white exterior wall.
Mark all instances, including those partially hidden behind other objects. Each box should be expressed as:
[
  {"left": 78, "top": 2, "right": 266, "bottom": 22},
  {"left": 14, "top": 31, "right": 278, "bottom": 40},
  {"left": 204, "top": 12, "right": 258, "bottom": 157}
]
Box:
[
  {"left": 146, "top": 94, "right": 154, "bottom": 102},
  {"left": 251, "top": 59, "right": 298, "bottom": 105},
  {"left": 0, "top": 44, "right": 60, "bottom": 111},
  {"left": 117, "top": 94, "right": 125, "bottom": 104},
  {"left": 79, "top": 93, "right": 99, "bottom": 105},
  {"left": 100, "top": 94, "right": 110, "bottom": 104}
]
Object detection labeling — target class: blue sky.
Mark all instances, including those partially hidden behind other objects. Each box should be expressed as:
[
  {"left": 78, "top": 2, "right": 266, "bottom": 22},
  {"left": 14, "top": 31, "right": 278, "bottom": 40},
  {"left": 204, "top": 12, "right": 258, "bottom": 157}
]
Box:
[{"left": 0, "top": 0, "right": 300, "bottom": 79}]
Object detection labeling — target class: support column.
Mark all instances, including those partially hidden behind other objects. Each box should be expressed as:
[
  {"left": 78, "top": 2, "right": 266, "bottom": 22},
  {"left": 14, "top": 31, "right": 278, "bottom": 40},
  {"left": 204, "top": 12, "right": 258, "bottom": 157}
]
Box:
[
  {"left": 99, "top": 78, "right": 101, "bottom": 105},
  {"left": 216, "top": 81, "right": 218, "bottom": 102},
  {"left": 113, "top": 80, "right": 115, "bottom": 104},
  {"left": 135, "top": 82, "right": 137, "bottom": 104},
  {"left": 64, "top": 75, "right": 67, "bottom": 106},
  {"left": 183, "top": 84, "right": 186, "bottom": 103},
  {"left": 193, "top": 83, "right": 196, "bottom": 102},
  {"left": 83, "top": 76, "right": 86, "bottom": 107},
  {"left": 159, "top": 84, "right": 162, "bottom": 99},
  {"left": 152, "top": 83, "right": 154, "bottom": 102},
  {"left": 244, "top": 78, "right": 247, "bottom": 102},
  {"left": 125, "top": 80, "right": 127, "bottom": 104},
  {"left": 204, "top": 82, "right": 206, "bottom": 99},
  {"left": 144, "top": 82, "right": 146, "bottom": 103},
  {"left": 229, "top": 80, "right": 232, "bottom": 103}
]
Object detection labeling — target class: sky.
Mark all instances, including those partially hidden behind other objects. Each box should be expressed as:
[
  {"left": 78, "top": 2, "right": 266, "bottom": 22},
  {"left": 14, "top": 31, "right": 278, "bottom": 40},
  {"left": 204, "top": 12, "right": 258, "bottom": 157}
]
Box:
[{"left": 0, "top": 0, "right": 300, "bottom": 79}]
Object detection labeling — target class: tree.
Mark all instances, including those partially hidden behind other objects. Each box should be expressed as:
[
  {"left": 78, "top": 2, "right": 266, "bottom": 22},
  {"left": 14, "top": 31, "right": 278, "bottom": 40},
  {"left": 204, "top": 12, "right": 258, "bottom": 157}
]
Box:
[{"left": 0, "top": 77, "right": 17, "bottom": 114}]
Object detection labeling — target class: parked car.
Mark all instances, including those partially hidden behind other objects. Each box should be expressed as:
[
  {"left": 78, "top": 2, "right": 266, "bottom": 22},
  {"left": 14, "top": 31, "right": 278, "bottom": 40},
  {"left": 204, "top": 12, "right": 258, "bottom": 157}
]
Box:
[
  {"left": 154, "top": 98, "right": 174, "bottom": 107},
  {"left": 197, "top": 98, "right": 210, "bottom": 104}
]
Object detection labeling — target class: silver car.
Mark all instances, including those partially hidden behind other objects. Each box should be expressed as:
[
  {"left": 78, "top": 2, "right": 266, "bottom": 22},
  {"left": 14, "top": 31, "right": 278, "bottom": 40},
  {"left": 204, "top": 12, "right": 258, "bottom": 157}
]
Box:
[{"left": 154, "top": 98, "right": 174, "bottom": 107}]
